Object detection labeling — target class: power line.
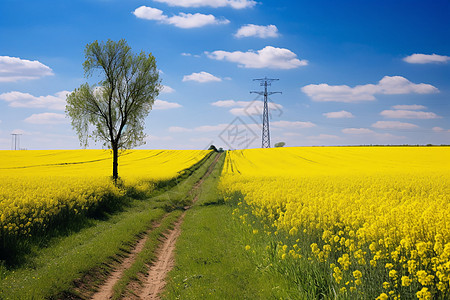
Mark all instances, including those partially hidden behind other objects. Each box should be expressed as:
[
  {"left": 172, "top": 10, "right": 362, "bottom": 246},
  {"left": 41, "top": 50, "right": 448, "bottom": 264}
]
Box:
[{"left": 251, "top": 77, "right": 282, "bottom": 148}]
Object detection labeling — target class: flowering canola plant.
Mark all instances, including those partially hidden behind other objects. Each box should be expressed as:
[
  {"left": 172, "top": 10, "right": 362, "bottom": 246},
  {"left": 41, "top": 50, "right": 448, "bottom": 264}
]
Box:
[
  {"left": 0, "top": 150, "right": 209, "bottom": 241},
  {"left": 220, "top": 147, "right": 450, "bottom": 299}
]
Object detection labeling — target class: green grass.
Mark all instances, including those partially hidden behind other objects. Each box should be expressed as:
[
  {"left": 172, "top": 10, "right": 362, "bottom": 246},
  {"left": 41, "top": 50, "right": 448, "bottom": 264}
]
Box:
[
  {"left": 163, "top": 154, "right": 297, "bottom": 299},
  {"left": 0, "top": 152, "right": 217, "bottom": 300},
  {"left": 0, "top": 200, "right": 166, "bottom": 299},
  {"left": 111, "top": 210, "right": 183, "bottom": 300}
]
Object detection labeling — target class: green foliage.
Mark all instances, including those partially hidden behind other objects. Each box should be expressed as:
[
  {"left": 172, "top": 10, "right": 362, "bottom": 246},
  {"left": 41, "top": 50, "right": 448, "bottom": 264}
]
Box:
[
  {"left": 66, "top": 39, "right": 161, "bottom": 179},
  {"left": 274, "top": 142, "right": 286, "bottom": 147}
]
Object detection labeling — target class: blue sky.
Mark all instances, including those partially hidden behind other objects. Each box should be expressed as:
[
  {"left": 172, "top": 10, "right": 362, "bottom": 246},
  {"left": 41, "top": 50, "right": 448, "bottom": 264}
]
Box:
[{"left": 0, "top": 0, "right": 449, "bottom": 150}]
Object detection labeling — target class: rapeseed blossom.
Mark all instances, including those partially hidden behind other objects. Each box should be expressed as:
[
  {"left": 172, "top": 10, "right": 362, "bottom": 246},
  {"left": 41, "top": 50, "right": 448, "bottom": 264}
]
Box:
[
  {"left": 0, "top": 150, "right": 210, "bottom": 240},
  {"left": 220, "top": 147, "right": 450, "bottom": 299}
]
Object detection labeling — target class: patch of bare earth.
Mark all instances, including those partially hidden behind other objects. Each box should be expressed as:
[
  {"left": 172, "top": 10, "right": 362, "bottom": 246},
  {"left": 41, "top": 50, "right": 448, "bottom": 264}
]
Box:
[
  {"left": 89, "top": 220, "right": 163, "bottom": 300},
  {"left": 137, "top": 213, "right": 185, "bottom": 299}
]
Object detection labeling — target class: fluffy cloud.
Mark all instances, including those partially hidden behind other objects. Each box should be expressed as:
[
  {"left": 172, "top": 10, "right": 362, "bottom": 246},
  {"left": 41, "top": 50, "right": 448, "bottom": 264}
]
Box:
[
  {"left": 432, "top": 127, "right": 450, "bottom": 133},
  {"left": 11, "top": 129, "right": 26, "bottom": 135},
  {"left": 342, "top": 128, "right": 374, "bottom": 134},
  {"left": 0, "top": 56, "right": 53, "bottom": 82},
  {"left": 206, "top": 46, "right": 307, "bottom": 69},
  {"left": 145, "top": 135, "right": 173, "bottom": 142},
  {"left": 371, "top": 121, "right": 419, "bottom": 129},
  {"left": 211, "top": 99, "right": 238, "bottom": 107},
  {"left": 0, "top": 91, "right": 70, "bottom": 110},
  {"left": 153, "top": 99, "right": 182, "bottom": 110},
  {"left": 235, "top": 24, "right": 279, "bottom": 38},
  {"left": 392, "top": 104, "right": 426, "bottom": 110},
  {"left": 133, "top": 6, "right": 229, "bottom": 28},
  {"left": 323, "top": 110, "right": 354, "bottom": 118},
  {"left": 183, "top": 71, "right": 221, "bottom": 83},
  {"left": 153, "top": 0, "right": 257, "bottom": 9},
  {"left": 211, "top": 99, "right": 283, "bottom": 116},
  {"left": 307, "top": 134, "right": 340, "bottom": 140},
  {"left": 24, "top": 113, "right": 68, "bottom": 124},
  {"left": 271, "top": 120, "right": 315, "bottom": 128},
  {"left": 403, "top": 53, "right": 450, "bottom": 64},
  {"left": 302, "top": 76, "right": 438, "bottom": 102},
  {"left": 161, "top": 85, "right": 175, "bottom": 94},
  {"left": 380, "top": 110, "right": 440, "bottom": 119},
  {"left": 169, "top": 126, "right": 192, "bottom": 133}
]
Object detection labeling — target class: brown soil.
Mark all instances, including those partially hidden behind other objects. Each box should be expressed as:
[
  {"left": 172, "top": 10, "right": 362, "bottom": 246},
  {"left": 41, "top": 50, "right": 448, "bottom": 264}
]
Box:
[
  {"left": 88, "top": 152, "right": 221, "bottom": 300},
  {"left": 90, "top": 220, "right": 163, "bottom": 300},
  {"left": 137, "top": 213, "right": 185, "bottom": 299}
]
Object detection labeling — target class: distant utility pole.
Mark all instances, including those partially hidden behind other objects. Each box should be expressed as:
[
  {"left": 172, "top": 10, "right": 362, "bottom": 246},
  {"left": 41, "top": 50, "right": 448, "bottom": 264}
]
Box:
[
  {"left": 11, "top": 133, "right": 21, "bottom": 150},
  {"left": 251, "top": 77, "right": 281, "bottom": 148}
]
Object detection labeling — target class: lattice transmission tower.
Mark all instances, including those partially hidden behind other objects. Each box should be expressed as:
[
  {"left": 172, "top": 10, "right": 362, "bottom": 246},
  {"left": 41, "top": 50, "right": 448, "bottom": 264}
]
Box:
[
  {"left": 11, "top": 133, "right": 21, "bottom": 150},
  {"left": 251, "top": 77, "right": 281, "bottom": 148}
]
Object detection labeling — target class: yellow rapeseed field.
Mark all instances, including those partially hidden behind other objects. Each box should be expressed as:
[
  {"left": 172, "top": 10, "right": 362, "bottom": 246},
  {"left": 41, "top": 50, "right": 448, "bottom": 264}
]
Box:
[
  {"left": 220, "top": 147, "right": 450, "bottom": 299},
  {"left": 0, "top": 150, "right": 210, "bottom": 240}
]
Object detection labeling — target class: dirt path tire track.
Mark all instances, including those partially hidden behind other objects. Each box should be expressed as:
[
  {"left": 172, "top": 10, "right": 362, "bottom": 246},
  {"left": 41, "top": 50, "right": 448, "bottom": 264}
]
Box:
[
  {"left": 90, "top": 219, "right": 164, "bottom": 300},
  {"left": 138, "top": 213, "right": 185, "bottom": 299},
  {"left": 138, "top": 153, "right": 222, "bottom": 299},
  {"left": 89, "top": 153, "right": 221, "bottom": 300}
]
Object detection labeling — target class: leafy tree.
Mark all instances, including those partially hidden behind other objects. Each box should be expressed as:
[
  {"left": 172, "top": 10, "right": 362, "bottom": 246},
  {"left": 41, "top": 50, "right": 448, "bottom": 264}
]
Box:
[
  {"left": 66, "top": 39, "right": 161, "bottom": 181},
  {"left": 274, "top": 142, "right": 286, "bottom": 148},
  {"left": 208, "top": 145, "right": 218, "bottom": 152}
]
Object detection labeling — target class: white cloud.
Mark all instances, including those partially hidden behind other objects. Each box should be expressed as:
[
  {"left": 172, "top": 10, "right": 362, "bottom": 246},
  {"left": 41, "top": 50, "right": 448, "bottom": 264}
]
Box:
[
  {"left": 0, "top": 56, "right": 53, "bottom": 82},
  {"left": 153, "top": 99, "right": 182, "bottom": 110},
  {"left": 271, "top": 120, "right": 315, "bottom": 128},
  {"left": 323, "top": 110, "right": 354, "bottom": 118},
  {"left": 133, "top": 6, "right": 229, "bottom": 28},
  {"left": 230, "top": 101, "right": 282, "bottom": 116},
  {"left": 11, "top": 129, "right": 26, "bottom": 135},
  {"left": 24, "top": 113, "right": 68, "bottom": 124},
  {"left": 374, "top": 133, "right": 406, "bottom": 141},
  {"left": 342, "top": 128, "right": 374, "bottom": 134},
  {"left": 432, "top": 127, "right": 450, "bottom": 133},
  {"left": 169, "top": 124, "right": 229, "bottom": 133},
  {"left": 152, "top": 0, "right": 257, "bottom": 9},
  {"left": 194, "top": 124, "right": 229, "bottom": 132},
  {"left": 206, "top": 46, "right": 308, "bottom": 69},
  {"left": 380, "top": 110, "right": 440, "bottom": 119},
  {"left": 392, "top": 104, "right": 426, "bottom": 110},
  {"left": 283, "top": 132, "right": 302, "bottom": 137},
  {"left": 371, "top": 121, "right": 419, "bottom": 129},
  {"left": 169, "top": 126, "right": 192, "bottom": 133},
  {"left": 181, "top": 52, "right": 201, "bottom": 58},
  {"left": 302, "top": 76, "right": 438, "bottom": 102},
  {"left": 0, "top": 91, "right": 70, "bottom": 110},
  {"left": 211, "top": 100, "right": 238, "bottom": 107},
  {"left": 403, "top": 53, "right": 450, "bottom": 64},
  {"left": 161, "top": 85, "right": 175, "bottom": 94},
  {"left": 145, "top": 135, "right": 173, "bottom": 142},
  {"left": 211, "top": 99, "right": 283, "bottom": 116},
  {"left": 183, "top": 71, "right": 221, "bottom": 83},
  {"left": 235, "top": 24, "right": 279, "bottom": 38},
  {"left": 307, "top": 134, "right": 340, "bottom": 140}
]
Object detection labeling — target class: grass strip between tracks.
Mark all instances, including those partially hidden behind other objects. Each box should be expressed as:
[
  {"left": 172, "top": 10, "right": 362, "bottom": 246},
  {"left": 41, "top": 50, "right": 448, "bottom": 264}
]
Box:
[
  {"left": 163, "top": 153, "right": 296, "bottom": 299},
  {"left": 111, "top": 210, "right": 182, "bottom": 299}
]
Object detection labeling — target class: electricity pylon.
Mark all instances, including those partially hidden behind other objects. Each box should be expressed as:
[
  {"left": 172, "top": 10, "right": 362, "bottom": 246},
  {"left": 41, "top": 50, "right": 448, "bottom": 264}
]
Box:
[{"left": 250, "top": 77, "right": 281, "bottom": 148}]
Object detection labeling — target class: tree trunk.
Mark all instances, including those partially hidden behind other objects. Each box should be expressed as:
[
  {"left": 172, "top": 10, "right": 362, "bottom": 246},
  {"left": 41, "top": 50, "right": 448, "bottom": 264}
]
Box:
[{"left": 112, "top": 145, "right": 119, "bottom": 182}]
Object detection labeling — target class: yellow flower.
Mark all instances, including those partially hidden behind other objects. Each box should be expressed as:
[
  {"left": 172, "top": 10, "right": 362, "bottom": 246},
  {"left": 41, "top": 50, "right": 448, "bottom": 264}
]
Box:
[
  {"left": 401, "top": 276, "right": 411, "bottom": 287},
  {"left": 376, "top": 292, "right": 389, "bottom": 300}
]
